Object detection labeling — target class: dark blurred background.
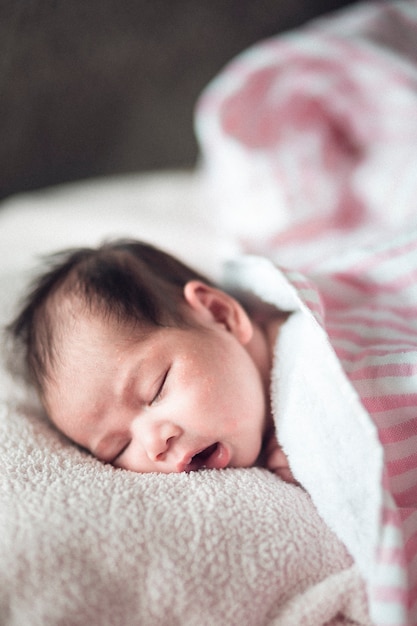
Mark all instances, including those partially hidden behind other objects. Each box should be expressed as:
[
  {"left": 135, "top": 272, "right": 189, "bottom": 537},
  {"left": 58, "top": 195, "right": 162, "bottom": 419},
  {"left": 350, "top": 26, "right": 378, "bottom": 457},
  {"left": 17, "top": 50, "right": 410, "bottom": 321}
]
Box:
[{"left": 0, "top": 0, "right": 358, "bottom": 199}]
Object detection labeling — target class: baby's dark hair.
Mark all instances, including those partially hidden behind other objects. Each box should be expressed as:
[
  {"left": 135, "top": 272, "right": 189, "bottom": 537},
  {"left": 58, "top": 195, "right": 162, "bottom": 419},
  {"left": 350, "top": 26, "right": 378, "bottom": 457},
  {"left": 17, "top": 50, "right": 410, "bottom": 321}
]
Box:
[{"left": 7, "top": 239, "right": 215, "bottom": 395}]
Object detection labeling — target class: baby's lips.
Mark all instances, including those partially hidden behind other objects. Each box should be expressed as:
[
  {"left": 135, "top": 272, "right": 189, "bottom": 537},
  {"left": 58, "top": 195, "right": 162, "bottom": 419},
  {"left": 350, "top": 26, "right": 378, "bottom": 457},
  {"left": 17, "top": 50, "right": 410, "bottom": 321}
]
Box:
[
  {"left": 177, "top": 442, "right": 231, "bottom": 472},
  {"left": 205, "top": 442, "right": 230, "bottom": 470},
  {"left": 176, "top": 455, "right": 194, "bottom": 473}
]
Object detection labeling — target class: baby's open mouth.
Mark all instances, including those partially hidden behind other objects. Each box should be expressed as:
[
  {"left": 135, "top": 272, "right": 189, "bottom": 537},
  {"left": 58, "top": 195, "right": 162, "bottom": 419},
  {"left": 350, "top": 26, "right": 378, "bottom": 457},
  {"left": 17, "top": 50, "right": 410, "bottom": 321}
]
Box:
[
  {"left": 184, "top": 442, "right": 230, "bottom": 472},
  {"left": 190, "top": 443, "right": 218, "bottom": 470}
]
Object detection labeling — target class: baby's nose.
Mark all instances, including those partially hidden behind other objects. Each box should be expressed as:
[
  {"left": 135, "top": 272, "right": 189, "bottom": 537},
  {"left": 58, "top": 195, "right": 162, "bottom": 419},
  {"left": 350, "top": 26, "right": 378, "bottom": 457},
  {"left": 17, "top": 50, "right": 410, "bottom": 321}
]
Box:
[{"left": 139, "top": 419, "right": 182, "bottom": 462}]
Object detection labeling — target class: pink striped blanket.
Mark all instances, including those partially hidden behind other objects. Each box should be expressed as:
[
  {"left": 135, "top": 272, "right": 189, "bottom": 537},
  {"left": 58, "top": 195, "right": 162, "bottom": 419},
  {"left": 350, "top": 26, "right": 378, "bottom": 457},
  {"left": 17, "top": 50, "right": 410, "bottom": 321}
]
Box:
[{"left": 195, "top": 2, "right": 417, "bottom": 625}]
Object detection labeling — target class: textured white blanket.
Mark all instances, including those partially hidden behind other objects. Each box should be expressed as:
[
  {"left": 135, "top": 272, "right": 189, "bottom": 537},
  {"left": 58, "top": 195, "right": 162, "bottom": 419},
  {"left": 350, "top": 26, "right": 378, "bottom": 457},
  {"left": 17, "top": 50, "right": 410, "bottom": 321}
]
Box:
[
  {"left": 0, "top": 172, "right": 370, "bottom": 625},
  {"left": 0, "top": 405, "right": 368, "bottom": 626}
]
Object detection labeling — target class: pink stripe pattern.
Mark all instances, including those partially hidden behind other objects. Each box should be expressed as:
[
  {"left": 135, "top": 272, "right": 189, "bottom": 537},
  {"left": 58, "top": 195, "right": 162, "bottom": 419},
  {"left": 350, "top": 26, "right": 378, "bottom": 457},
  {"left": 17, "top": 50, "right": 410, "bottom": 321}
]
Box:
[
  {"left": 195, "top": 1, "right": 417, "bottom": 623},
  {"left": 291, "top": 233, "right": 417, "bottom": 625}
]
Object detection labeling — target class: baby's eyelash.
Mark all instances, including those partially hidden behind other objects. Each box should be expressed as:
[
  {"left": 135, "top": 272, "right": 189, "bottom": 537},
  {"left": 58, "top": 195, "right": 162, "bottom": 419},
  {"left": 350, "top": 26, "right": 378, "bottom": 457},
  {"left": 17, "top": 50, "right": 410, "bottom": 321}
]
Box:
[{"left": 151, "top": 369, "right": 169, "bottom": 405}]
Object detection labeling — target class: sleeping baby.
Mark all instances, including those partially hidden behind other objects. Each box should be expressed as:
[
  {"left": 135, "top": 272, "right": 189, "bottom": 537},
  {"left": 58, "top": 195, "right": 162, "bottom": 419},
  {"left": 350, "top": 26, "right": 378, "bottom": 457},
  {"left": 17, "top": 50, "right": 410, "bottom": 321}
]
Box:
[
  {"left": 7, "top": 238, "right": 296, "bottom": 483},
  {"left": 8, "top": 232, "right": 417, "bottom": 624}
]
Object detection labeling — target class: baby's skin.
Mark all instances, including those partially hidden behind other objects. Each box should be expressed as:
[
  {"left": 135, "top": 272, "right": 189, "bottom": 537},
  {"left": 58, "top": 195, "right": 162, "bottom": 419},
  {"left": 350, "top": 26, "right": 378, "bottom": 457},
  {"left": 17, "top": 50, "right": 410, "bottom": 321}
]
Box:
[{"left": 43, "top": 280, "right": 296, "bottom": 482}]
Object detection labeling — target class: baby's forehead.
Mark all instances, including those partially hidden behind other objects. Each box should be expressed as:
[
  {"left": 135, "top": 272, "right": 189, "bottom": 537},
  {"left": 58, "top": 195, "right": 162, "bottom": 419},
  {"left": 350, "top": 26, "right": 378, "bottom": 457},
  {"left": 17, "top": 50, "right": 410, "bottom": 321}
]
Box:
[{"left": 57, "top": 300, "right": 146, "bottom": 339}]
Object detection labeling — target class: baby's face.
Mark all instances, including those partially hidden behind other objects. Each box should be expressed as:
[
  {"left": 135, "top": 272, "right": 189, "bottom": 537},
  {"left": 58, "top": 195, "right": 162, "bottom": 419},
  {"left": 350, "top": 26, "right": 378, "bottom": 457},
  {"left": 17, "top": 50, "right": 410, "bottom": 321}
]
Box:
[{"left": 44, "top": 288, "right": 268, "bottom": 473}]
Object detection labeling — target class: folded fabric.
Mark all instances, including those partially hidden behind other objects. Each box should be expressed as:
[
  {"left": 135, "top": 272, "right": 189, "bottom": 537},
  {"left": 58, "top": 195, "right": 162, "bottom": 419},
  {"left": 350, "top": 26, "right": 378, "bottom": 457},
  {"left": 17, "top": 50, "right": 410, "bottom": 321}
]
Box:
[
  {"left": 225, "top": 234, "right": 417, "bottom": 626},
  {"left": 195, "top": 0, "right": 417, "bottom": 270},
  {"left": 196, "top": 4, "right": 417, "bottom": 623}
]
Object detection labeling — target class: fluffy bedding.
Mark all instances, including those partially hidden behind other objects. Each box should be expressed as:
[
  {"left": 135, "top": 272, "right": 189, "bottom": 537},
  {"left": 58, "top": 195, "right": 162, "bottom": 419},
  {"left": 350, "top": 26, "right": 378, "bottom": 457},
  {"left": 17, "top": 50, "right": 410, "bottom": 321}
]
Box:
[{"left": 2, "top": 2, "right": 417, "bottom": 625}]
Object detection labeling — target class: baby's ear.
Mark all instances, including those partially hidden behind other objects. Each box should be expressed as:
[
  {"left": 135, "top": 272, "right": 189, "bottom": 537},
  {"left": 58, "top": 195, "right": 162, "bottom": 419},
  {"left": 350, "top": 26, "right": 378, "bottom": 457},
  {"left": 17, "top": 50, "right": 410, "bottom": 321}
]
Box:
[{"left": 183, "top": 281, "right": 253, "bottom": 344}]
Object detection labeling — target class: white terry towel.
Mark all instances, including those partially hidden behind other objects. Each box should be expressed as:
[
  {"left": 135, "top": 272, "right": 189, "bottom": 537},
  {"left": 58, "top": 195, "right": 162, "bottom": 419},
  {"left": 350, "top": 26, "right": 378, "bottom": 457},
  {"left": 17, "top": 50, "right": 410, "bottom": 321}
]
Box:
[{"left": 0, "top": 399, "right": 370, "bottom": 626}]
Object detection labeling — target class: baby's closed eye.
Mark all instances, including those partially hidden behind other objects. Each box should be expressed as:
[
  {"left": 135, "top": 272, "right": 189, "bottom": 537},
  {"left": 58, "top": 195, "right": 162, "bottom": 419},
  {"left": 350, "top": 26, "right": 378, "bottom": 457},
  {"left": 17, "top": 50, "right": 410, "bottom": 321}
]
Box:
[{"left": 150, "top": 368, "right": 170, "bottom": 405}]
